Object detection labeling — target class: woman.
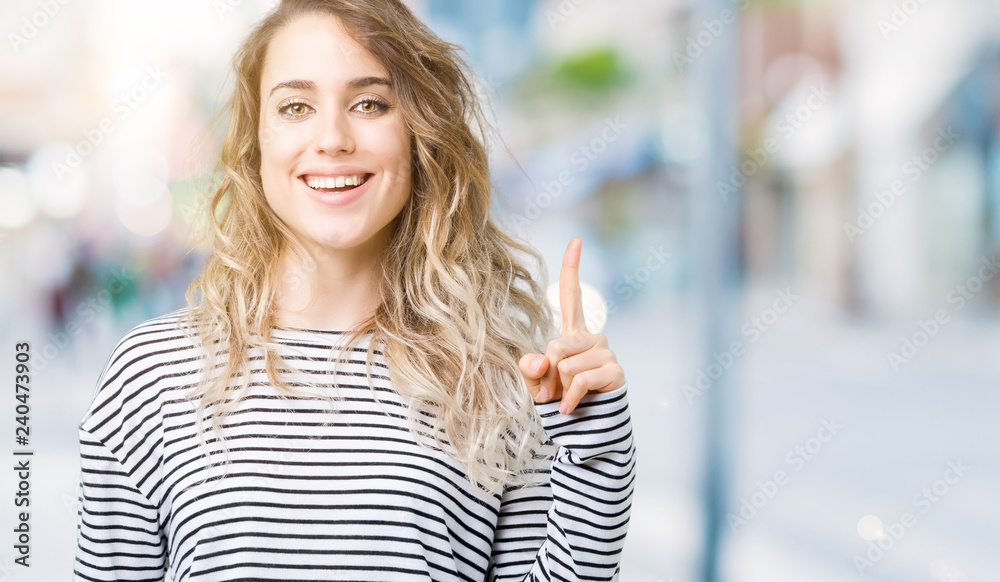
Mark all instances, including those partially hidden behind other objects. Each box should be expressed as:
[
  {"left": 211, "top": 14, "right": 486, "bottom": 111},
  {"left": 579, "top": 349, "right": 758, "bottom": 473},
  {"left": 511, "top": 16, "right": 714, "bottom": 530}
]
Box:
[{"left": 74, "top": 0, "right": 636, "bottom": 580}]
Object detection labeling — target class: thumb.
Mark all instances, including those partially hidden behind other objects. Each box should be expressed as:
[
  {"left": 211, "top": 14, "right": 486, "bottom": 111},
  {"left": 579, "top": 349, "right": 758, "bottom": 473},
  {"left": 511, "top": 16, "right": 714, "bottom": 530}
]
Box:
[{"left": 518, "top": 353, "right": 552, "bottom": 402}]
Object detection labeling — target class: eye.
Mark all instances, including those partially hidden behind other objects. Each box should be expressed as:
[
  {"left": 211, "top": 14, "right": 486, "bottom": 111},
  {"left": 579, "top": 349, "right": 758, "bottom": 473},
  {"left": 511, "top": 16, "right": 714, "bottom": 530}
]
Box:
[
  {"left": 278, "top": 99, "right": 313, "bottom": 119},
  {"left": 353, "top": 97, "right": 391, "bottom": 116}
]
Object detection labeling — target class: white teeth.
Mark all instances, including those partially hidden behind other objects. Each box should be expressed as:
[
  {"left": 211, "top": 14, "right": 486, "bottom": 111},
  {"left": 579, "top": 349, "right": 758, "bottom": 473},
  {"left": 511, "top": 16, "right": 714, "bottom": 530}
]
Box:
[{"left": 304, "top": 174, "right": 367, "bottom": 190}]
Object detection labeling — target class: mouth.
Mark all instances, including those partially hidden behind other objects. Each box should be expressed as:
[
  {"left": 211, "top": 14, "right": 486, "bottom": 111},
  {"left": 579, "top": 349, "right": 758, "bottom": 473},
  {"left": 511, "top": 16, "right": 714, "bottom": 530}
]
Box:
[{"left": 299, "top": 173, "right": 374, "bottom": 194}]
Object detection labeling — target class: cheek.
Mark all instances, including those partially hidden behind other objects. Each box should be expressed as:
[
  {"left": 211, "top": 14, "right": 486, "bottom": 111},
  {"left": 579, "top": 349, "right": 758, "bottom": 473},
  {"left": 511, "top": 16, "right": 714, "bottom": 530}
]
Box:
[
  {"left": 258, "top": 130, "right": 296, "bottom": 208},
  {"left": 385, "top": 130, "right": 413, "bottom": 182},
  {"left": 259, "top": 140, "right": 300, "bottom": 200},
  {"left": 258, "top": 130, "right": 276, "bottom": 177},
  {"left": 366, "top": 121, "right": 410, "bottom": 168}
]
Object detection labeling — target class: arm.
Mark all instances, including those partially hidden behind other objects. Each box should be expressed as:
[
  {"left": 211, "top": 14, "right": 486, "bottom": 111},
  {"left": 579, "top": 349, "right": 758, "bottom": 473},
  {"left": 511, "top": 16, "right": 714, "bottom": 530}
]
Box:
[
  {"left": 74, "top": 427, "right": 167, "bottom": 582},
  {"left": 487, "top": 384, "right": 636, "bottom": 581}
]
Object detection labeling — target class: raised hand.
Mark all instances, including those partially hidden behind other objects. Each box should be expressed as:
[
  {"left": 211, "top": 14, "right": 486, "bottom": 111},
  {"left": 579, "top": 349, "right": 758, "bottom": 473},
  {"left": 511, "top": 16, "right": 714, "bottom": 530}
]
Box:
[{"left": 518, "top": 238, "right": 627, "bottom": 414}]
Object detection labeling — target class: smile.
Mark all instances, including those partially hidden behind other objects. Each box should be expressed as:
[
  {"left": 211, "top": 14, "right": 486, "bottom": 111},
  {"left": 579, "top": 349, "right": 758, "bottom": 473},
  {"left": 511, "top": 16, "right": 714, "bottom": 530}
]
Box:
[
  {"left": 301, "top": 174, "right": 373, "bottom": 193},
  {"left": 298, "top": 172, "right": 375, "bottom": 207}
]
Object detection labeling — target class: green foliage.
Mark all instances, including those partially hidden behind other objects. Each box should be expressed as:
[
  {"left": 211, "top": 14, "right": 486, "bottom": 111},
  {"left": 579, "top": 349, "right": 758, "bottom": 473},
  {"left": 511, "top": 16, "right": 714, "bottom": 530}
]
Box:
[{"left": 551, "top": 46, "right": 631, "bottom": 91}]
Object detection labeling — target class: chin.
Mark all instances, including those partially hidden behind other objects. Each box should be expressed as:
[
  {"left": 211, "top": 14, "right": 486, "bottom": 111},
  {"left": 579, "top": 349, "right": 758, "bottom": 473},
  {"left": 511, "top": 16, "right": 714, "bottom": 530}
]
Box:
[{"left": 311, "top": 227, "right": 376, "bottom": 250}]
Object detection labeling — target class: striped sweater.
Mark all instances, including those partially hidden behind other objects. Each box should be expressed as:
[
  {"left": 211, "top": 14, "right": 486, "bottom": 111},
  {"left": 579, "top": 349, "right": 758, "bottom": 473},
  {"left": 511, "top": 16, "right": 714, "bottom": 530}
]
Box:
[{"left": 74, "top": 308, "right": 636, "bottom": 581}]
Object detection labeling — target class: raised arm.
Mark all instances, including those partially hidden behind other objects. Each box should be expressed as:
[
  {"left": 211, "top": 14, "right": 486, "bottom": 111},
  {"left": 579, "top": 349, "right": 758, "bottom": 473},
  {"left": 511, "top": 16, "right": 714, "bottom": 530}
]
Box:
[{"left": 487, "top": 384, "right": 636, "bottom": 581}]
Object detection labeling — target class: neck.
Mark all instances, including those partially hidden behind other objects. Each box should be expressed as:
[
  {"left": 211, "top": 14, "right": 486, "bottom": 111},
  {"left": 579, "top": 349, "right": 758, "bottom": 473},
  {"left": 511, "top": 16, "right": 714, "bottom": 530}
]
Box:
[{"left": 273, "top": 231, "right": 390, "bottom": 332}]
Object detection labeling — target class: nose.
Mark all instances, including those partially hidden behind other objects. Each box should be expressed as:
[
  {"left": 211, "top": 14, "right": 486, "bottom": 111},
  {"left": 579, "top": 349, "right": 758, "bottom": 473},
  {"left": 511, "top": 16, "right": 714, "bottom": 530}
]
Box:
[{"left": 314, "top": 108, "right": 355, "bottom": 155}]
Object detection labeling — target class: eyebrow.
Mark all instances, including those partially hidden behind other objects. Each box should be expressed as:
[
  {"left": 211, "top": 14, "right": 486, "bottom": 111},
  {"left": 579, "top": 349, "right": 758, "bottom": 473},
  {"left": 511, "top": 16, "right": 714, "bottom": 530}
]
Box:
[{"left": 267, "top": 76, "right": 392, "bottom": 98}]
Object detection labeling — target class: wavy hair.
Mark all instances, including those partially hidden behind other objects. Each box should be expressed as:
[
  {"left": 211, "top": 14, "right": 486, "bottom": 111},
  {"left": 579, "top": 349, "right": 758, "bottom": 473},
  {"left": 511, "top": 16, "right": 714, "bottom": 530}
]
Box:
[{"left": 178, "top": 0, "right": 556, "bottom": 496}]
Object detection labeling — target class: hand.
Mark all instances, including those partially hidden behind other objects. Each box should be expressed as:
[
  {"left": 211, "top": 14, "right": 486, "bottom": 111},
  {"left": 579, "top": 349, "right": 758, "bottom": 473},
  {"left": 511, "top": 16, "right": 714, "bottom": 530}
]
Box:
[{"left": 519, "top": 238, "right": 627, "bottom": 414}]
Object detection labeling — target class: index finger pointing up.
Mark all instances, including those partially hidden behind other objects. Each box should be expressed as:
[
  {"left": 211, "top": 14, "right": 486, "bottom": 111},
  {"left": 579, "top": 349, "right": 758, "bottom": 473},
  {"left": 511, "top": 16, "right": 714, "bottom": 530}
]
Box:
[{"left": 560, "top": 238, "right": 588, "bottom": 336}]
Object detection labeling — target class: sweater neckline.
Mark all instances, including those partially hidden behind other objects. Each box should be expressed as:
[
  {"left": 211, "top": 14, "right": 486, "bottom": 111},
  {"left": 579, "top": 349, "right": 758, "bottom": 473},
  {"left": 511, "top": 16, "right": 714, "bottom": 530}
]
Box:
[
  {"left": 274, "top": 325, "right": 347, "bottom": 334},
  {"left": 270, "top": 325, "right": 373, "bottom": 345}
]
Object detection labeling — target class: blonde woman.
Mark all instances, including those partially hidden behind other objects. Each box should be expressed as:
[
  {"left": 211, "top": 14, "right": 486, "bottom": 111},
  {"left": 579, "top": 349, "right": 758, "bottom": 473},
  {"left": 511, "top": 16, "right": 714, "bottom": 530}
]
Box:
[{"left": 74, "top": 0, "right": 636, "bottom": 580}]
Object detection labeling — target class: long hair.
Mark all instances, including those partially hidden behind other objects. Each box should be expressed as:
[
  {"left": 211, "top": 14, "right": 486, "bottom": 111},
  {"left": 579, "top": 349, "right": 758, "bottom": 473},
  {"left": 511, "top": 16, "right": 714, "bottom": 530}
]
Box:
[{"left": 179, "top": 0, "right": 556, "bottom": 496}]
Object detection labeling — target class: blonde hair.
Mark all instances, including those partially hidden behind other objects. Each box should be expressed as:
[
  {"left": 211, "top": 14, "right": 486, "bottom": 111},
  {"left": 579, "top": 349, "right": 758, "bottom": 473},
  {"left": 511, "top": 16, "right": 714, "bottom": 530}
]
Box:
[{"left": 179, "top": 0, "right": 556, "bottom": 496}]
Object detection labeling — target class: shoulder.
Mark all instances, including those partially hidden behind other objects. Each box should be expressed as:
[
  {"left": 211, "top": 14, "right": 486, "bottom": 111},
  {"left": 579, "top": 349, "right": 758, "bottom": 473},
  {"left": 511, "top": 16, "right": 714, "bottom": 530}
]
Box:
[
  {"left": 80, "top": 306, "right": 199, "bottom": 433},
  {"left": 94, "top": 306, "right": 198, "bottom": 388}
]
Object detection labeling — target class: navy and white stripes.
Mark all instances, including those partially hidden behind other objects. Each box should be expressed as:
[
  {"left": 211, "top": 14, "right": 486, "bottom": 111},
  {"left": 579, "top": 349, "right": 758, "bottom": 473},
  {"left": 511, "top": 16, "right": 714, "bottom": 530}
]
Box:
[{"left": 74, "top": 308, "right": 636, "bottom": 581}]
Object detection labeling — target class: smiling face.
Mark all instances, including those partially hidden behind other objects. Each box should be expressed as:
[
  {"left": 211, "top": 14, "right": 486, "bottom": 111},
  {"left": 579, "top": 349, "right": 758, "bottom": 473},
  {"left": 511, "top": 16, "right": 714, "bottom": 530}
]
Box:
[{"left": 258, "top": 12, "right": 412, "bottom": 255}]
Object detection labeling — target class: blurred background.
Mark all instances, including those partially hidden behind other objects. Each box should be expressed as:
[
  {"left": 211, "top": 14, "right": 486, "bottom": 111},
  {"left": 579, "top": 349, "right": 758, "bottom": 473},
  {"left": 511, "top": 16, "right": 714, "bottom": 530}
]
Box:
[{"left": 1, "top": 0, "right": 998, "bottom": 580}]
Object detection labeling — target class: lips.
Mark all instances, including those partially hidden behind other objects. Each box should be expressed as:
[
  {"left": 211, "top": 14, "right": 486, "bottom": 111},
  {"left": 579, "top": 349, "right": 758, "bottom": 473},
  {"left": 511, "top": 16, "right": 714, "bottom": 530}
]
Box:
[{"left": 298, "top": 171, "right": 375, "bottom": 207}]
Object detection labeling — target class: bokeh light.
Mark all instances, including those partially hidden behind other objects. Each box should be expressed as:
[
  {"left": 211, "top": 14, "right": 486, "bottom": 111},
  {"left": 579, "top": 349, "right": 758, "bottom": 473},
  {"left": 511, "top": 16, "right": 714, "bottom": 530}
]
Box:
[
  {"left": 116, "top": 181, "right": 173, "bottom": 237},
  {"left": 27, "top": 143, "right": 90, "bottom": 218},
  {"left": 856, "top": 514, "right": 885, "bottom": 541},
  {"left": 0, "top": 167, "right": 38, "bottom": 228}
]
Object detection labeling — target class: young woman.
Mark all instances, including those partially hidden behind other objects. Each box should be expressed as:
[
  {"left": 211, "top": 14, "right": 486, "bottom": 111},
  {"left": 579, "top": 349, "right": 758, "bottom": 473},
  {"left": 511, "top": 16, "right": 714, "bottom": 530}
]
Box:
[{"left": 74, "top": 1, "right": 636, "bottom": 580}]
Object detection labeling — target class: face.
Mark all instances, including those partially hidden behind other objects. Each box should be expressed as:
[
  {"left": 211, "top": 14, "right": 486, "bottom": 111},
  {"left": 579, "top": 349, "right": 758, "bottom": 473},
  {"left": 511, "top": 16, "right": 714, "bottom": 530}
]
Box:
[{"left": 258, "top": 13, "right": 412, "bottom": 256}]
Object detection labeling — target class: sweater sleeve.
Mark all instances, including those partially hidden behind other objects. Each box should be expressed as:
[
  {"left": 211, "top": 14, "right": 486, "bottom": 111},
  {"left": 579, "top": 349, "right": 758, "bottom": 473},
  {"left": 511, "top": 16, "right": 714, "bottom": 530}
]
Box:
[
  {"left": 74, "top": 326, "right": 168, "bottom": 581},
  {"left": 74, "top": 429, "right": 167, "bottom": 581},
  {"left": 487, "top": 384, "right": 637, "bottom": 581}
]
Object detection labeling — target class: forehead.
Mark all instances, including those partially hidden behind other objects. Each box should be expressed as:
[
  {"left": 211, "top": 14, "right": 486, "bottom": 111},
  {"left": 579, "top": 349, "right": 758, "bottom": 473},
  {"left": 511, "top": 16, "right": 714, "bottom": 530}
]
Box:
[{"left": 261, "top": 13, "right": 387, "bottom": 90}]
